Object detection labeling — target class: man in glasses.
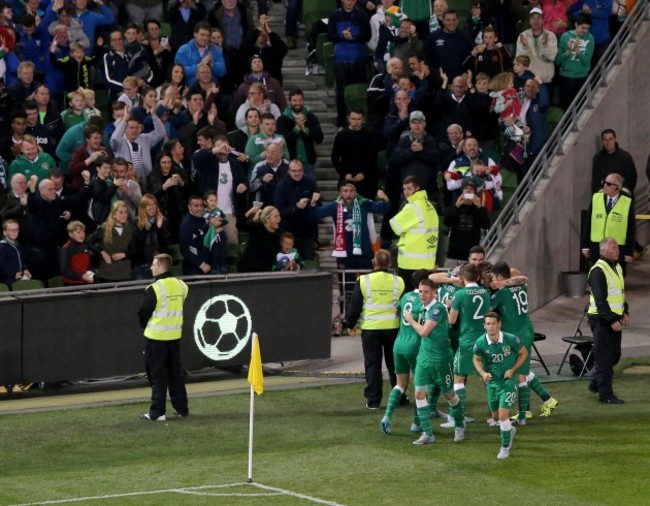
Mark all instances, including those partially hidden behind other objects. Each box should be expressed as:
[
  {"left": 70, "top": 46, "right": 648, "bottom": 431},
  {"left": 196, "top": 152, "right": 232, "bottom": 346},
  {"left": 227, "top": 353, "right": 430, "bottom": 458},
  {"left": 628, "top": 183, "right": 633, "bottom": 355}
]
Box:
[{"left": 581, "top": 172, "right": 635, "bottom": 274}]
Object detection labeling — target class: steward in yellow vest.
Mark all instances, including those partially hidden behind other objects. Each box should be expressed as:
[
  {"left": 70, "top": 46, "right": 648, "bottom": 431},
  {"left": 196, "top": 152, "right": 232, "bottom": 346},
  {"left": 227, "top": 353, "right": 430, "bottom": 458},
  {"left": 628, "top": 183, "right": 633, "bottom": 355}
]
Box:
[
  {"left": 581, "top": 174, "right": 635, "bottom": 271},
  {"left": 389, "top": 176, "right": 438, "bottom": 290},
  {"left": 343, "top": 249, "right": 405, "bottom": 408},
  {"left": 137, "top": 254, "right": 190, "bottom": 421},
  {"left": 586, "top": 237, "right": 629, "bottom": 404}
]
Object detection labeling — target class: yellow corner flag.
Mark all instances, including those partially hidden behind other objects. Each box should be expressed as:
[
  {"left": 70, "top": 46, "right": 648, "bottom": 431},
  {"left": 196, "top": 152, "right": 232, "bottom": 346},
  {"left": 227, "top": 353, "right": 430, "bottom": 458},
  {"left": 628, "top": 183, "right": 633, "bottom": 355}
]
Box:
[{"left": 247, "top": 333, "right": 264, "bottom": 395}]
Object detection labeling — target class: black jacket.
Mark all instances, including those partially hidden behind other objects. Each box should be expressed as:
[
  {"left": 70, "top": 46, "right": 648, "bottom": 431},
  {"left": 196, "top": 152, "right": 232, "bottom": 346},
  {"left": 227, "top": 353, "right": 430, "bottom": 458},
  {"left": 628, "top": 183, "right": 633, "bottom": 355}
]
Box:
[{"left": 276, "top": 110, "right": 324, "bottom": 166}]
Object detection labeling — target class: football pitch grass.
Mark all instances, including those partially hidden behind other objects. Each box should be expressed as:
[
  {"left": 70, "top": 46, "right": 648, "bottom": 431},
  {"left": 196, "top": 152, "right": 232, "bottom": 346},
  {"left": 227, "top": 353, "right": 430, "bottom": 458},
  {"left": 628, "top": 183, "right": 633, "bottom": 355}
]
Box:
[{"left": 1, "top": 364, "right": 649, "bottom": 506}]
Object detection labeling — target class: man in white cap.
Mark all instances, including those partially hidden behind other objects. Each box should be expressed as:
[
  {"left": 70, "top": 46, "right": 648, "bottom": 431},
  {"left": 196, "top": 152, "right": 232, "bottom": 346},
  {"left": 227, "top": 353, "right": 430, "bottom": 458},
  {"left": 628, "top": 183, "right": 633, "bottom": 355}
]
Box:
[{"left": 515, "top": 7, "right": 558, "bottom": 84}]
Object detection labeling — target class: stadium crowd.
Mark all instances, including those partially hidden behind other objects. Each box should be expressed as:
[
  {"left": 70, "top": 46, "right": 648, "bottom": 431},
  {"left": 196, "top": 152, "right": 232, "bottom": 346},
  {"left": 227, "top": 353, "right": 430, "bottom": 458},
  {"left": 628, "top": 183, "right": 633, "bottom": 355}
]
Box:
[{"left": 0, "top": 0, "right": 636, "bottom": 289}]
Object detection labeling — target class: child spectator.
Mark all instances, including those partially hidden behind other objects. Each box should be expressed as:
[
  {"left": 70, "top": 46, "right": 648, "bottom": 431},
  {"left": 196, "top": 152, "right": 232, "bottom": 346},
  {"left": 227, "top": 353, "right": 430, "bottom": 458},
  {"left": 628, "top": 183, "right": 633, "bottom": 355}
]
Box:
[
  {"left": 466, "top": 26, "right": 512, "bottom": 78},
  {"left": 59, "top": 220, "right": 95, "bottom": 285},
  {"left": 489, "top": 71, "right": 527, "bottom": 165},
  {"left": 395, "top": 74, "right": 428, "bottom": 105},
  {"left": 60, "top": 90, "right": 86, "bottom": 130},
  {"left": 273, "top": 231, "right": 303, "bottom": 272},
  {"left": 49, "top": 40, "right": 95, "bottom": 92},
  {"left": 203, "top": 190, "right": 228, "bottom": 274},
  {"left": 15, "top": 14, "right": 45, "bottom": 75},
  {"left": 117, "top": 76, "right": 142, "bottom": 111},
  {"left": 513, "top": 55, "right": 536, "bottom": 97},
  {"left": 471, "top": 72, "right": 498, "bottom": 150},
  {"left": 89, "top": 157, "right": 117, "bottom": 226},
  {"left": 0, "top": 218, "right": 31, "bottom": 286},
  {"left": 464, "top": 1, "right": 489, "bottom": 45},
  {"left": 80, "top": 88, "right": 101, "bottom": 119},
  {"left": 555, "top": 13, "right": 594, "bottom": 110},
  {"left": 465, "top": 158, "right": 503, "bottom": 213}
]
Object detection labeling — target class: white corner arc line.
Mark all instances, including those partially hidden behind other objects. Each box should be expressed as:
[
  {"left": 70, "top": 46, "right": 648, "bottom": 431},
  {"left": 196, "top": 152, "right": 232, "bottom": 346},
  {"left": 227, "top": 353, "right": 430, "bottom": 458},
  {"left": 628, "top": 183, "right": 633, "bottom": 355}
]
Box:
[{"left": 250, "top": 482, "right": 347, "bottom": 506}]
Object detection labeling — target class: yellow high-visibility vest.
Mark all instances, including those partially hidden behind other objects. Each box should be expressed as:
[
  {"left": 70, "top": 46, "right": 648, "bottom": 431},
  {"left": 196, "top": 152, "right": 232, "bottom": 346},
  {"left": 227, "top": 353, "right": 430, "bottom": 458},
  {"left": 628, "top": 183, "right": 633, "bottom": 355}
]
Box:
[
  {"left": 144, "top": 277, "right": 189, "bottom": 341},
  {"left": 588, "top": 259, "right": 625, "bottom": 316},
  {"left": 359, "top": 271, "right": 404, "bottom": 330},
  {"left": 389, "top": 190, "right": 439, "bottom": 270},
  {"left": 590, "top": 192, "right": 631, "bottom": 245}
]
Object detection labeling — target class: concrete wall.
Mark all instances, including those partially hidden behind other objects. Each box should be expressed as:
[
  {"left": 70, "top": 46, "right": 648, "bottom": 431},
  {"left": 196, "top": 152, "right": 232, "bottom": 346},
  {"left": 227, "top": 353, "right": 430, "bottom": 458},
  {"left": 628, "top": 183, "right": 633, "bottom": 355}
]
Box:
[{"left": 499, "top": 17, "right": 650, "bottom": 310}]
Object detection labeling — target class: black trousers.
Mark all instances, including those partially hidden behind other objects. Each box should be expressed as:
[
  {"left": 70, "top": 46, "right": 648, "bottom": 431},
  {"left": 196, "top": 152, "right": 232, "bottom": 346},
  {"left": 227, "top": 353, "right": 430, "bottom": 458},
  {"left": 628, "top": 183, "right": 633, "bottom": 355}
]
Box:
[
  {"left": 334, "top": 61, "right": 367, "bottom": 127},
  {"left": 588, "top": 319, "right": 622, "bottom": 400},
  {"left": 144, "top": 338, "right": 188, "bottom": 418},
  {"left": 361, "top": 328, "right": 398, "bottom": 405}
]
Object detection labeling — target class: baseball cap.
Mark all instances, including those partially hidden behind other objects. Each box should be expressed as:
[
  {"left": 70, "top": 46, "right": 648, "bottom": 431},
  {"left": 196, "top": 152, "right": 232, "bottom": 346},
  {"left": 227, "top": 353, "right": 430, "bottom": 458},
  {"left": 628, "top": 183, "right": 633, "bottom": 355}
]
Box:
[
  {"left": 529, "top": 7, "right": 543, "bottom": 17},
  {"left": 409, "top": 110, "right": 426, "bottom": 122}
]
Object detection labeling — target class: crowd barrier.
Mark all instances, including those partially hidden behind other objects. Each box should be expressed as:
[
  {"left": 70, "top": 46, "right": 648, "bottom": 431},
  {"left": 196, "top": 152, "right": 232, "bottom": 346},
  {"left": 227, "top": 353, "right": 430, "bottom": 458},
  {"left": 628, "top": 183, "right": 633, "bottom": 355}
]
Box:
[{"left": 0, "top": 272, "right": 333, "bottom": 385}]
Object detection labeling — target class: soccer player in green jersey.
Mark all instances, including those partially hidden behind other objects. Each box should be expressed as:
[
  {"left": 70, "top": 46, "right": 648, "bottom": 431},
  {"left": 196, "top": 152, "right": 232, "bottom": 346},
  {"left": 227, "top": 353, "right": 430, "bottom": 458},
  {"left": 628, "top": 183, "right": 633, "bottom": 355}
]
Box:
[
  {"left": 404, "top": 278, "right": 464, "bottom": 445},
  {"left": 448, "top": 264, "right": 491, "bottom": 429},
  {"left": 490, "top": 262, "right": 558, "bottom": 424},
  {"left": 381, "top": 269, "right": 432, "bottom": 435},
  {"left": 473, "top": 312, "right": 528, "bottom": 460}
]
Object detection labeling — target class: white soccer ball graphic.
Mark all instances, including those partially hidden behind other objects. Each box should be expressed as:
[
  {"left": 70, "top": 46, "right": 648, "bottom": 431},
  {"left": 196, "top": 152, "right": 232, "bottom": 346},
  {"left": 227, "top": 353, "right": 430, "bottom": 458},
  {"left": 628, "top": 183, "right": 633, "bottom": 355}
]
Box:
[{"left": 193, "top": 294, "right": 252, "bottom": 361}]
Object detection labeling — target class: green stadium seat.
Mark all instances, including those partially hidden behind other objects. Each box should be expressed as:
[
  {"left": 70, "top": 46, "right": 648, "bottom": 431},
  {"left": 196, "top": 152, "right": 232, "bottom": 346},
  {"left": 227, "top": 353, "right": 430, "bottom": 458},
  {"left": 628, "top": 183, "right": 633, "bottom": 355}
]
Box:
[
  {"left": 166, "top": 243, "right": 183, "bottom": 265},
  {"left": 316, "top": 32, "right": 328, "bottom": 66},
  {"left": 344, "top": 83, "right": 368, "bottom": 116},
  {"left": 547, "top": 106, "right": 564, "bottom": 134},
  {"left": 0, "top": 282, "right": 9, "bottom": 292},
  {"left": 11, "top": 279, "right": 45, "bottom": 291},
  {"left": 302, "top": 0, "right": 336, "bottom": 38},
  {"left": 323, "top": 42, "right": 335, "bottom": 88},
  {"left": 47, "top": 276, "right": 64, "bottom": 288}
]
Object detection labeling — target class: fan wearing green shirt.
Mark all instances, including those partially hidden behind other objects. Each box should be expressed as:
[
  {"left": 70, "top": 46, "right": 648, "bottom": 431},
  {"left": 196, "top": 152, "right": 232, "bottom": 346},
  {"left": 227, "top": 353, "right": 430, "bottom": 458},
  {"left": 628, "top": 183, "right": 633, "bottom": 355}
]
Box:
[
  {"left": 490, "top": 261, "right": 558, "bottom": 424},
  {"left": 404, "top": 278, "right": 464, "bottom": 445},
  {"left": 473, "top": 311, "right": 528, "bottom": 460}
]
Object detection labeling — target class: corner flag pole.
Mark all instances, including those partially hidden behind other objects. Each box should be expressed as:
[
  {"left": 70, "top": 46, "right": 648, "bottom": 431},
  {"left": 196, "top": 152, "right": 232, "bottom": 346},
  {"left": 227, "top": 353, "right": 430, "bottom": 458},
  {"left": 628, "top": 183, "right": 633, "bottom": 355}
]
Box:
[{"left": 247, "top": 332, "right": 264, "bottom": 483}]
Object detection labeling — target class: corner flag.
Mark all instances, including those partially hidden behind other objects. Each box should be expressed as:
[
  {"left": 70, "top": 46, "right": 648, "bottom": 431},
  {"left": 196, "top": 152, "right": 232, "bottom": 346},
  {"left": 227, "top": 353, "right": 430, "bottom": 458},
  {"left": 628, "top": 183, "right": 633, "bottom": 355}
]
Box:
[{"left": 248, "top": 333, "right": 264, "bottom": 395}]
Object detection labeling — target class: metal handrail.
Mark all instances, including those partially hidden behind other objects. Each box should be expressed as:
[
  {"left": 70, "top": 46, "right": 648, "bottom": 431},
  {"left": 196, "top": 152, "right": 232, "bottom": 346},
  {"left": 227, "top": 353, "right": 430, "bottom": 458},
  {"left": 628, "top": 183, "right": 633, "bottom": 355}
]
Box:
[{"left": 481, "top": 0, "right": 650, "bottom": 258}]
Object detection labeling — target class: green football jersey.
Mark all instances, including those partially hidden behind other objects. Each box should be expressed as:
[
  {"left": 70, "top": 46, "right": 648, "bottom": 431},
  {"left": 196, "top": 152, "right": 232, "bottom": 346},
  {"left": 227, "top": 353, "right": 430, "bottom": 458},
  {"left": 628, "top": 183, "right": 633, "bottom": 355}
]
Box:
[
  {"left": 490, "top": 285, "right": 535, "bottom": 344},
  {"left": 394, "top": 290, "right": 422, "bottom": 356},
  {"left": 439, "top": 283, "right": 460, "bottom": 344},
  {"left": 451, "top": 284, "right": 491, "bottom": 347},
  {"left": 473, "top": 331, "right": 523, "bottom": 381},
  {"left": 416, "top": 300, "right": 452, "bottom": 362}
]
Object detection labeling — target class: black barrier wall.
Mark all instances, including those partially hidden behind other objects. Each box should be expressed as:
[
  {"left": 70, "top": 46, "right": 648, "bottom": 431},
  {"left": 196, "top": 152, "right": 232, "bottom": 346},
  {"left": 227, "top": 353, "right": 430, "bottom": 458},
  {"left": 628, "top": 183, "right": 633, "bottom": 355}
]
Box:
[{"left": 1, "top": 273, "right": 332, "bottom": 384}]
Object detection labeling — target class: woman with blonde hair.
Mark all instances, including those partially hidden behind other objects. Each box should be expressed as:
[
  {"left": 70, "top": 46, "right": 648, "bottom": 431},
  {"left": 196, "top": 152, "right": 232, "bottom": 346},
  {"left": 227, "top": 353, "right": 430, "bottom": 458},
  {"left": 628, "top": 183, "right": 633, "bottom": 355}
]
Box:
[
  {"left": 238, "top": 205, "right": 282, "bottom": 272},
  {"left": 132, "top": 194, "right": 171, "bottom": 279},
  {"left": 89, "top": 200, "right": 136, "bottom": 282}
]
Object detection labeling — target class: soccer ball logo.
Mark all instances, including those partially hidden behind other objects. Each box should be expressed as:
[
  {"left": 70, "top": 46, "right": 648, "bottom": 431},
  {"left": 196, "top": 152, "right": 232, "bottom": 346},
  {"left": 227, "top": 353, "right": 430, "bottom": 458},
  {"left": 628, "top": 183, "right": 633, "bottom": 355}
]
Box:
[{"left": 193, "top": 294, "right": 253, "bottom": 361}]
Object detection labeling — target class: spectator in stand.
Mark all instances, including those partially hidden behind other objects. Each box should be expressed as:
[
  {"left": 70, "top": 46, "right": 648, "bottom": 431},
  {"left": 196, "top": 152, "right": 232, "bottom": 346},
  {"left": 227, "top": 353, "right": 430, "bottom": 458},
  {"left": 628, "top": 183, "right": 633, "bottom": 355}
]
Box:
[
  {"left": 48, "top": 40, "right": 95, "bottom": 92},
  {"left": 369, "top": 0, "right": 404, "bottom": 70},
  {"left": 238, "top": 205, "right": 282, "bottom": 273},
  {"left": 59, "top": 220, "right": 96, "bottom": 286},
  {"left": 43, "top": 22, "right": 71, "bottom": 109},
  {"left": 116, "top": 76, "right": 143, "bottom": 111},
  {"left": 367, "top": 57, "right": 404, "bottom": 144},
  {"left": 89, "top": 200, "right": 136, "bottom": 283},
  {"left": 401, "top": 0, "right": 433, "bottom": 40},
  {"left": 234, "top": 54, "right": 287, "bottom": 112},
  {"left": 444, "top": 179, "right": 490, "bottom": 262},
  {"left": 434, "top": 69, "right": 478, "bottom": 138},
  {"left": 331, "top": 108, "right": 379, "bottom": 199},
  {"left": 60, "top": 90, "right": 87, "bottom": 130},
  {"left": 110, "top": 107, "right": 166, "bottom": 181},
  {"left": 382, "top": 89, "right": 413, "bottom": 161},
  {"left": 275, "top": 159, "right": 320, "bottom": 261},
  {"left": 7, "top": 61, "right": 39, "bottom": 114},
  {"left": 249, "top": 142, "right": 289, "bottom": 207},
  {"left": 276, "top": 88, "right": 324, "bottom": 183},
  {"left": 33, "top": 85, "right": 63, "bottom": 144},
  {"left": 162, "top": 139, "right": 190, "bottom": 187},
  {"left": 188, "top": 64, "right": 230, "bottom": 129},
  {"left": 132, "top": 193, "right": 170, "bottom": 280},
  {"left": 568, "top": 0, "right": 612, "bottom": 63},
  {"left": 208, "top": 0, "right": 255, "bottom": 85},
  {"left": 143, "top": 20, "right": 173, "bottom": 89},
  {"left": 168, "top": 0, "right": 206, "bottom": 53},
  {"left": 88, "top": 156, "right": 117, "bottom": 227},
  {"left": 423, "top": 10, "right": 473, "bottom": 80},
  {"left": 16, "top": 14, "right": 46, "bottom": 77},
  {"left": 193, "top": 135, "right": 249, "bottom": 244},
  {"left": 112, "top": 157, "right": 143, "bottom": 220},
  {"left": 9, "top": 135, "right": 56, "bottom": 183},
  {"left": 71, "top": 0, "right": 115, "bottom": 54},
  {"left": 464, "top": 0, "right": 490, "bottom": 45},
  {"left": 464, "top": 26, "right": 513, "bottom": 78},
  {"left": 555, "top": 13, "right": 594, "bottom": 110},
  {"left": 0, "top": 218, "right": 31, "bottom": 287},
  {"left": 470, "top": 72, "right": 498, "bottom": 151},
  {"left": 542, "top": 0, "right": 569, "bottom": 36},
  {"left": 244, "top": 113, "right": 290, "bottom": 168},
  {"left": 388, "top": 110, "right": 440, "bottom": 202},
  {"left": 1, "top": 174, "right": 28, "bottom": 241},
  {"left": 232, "top": 107, "right": 260, "bottom": 174},
  {"left": 444, "top": 136, "right": 497, "bottom": 201},
  {"left": 327, "top": 0, "right": 371, "bottom": 128},
  {"left": 0, "top": 111, "right": 28, "bottom": 165},
  {"left": 178, "top": 194, "right": 211, "bottom": 275},
  {"left": 123, "top": 24, "right": 155, "bottom": 87},
  {"left": 235, "top": 82, "right": 281, "bottom": 129},
  {"left": 174, "top": 90, "right": 211, "bottom": 161},
  {"left": 44, "top": 2, "right": 90, "bottom": 50},
  {"left": 103, "top": 30, "right": 131, "bottom": 104},
  {"left": 56, "top": 115, "right": 108, "bottom": 176},
  {"left": 23, "top": 100, "right": 55, "bottom": 156},
  {"left": 521, "top": 79, "right": 551, "bottom": 169},
  {"left": 175, "top": 21, "right": 226, "bottom": 89},
  {"left": 25, "top": 176, "right": 90, "bottom": 281},
  {"left": 69, "top": 124, "right": 109, "bottom": 189},
  {"left": 591, "top": 129, "right": 637, "bottom": 194},
  {"left": 516, "top": 8, "right": 558, "bottom": 85},
  {"left": 513, "top": 55, "right": 536, "bottom": 95},
  {"left": 240, "top": 14, "right": 288, "bottom": 85}
]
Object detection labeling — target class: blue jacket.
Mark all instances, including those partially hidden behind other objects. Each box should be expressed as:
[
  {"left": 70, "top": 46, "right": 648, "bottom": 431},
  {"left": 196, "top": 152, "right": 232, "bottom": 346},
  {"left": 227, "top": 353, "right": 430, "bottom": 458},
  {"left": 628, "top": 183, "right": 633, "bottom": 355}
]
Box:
[
  {"left": 569, "top": 0, "right": 612, "bottom": 44},
  {"left": 327, "top": 7, "right": 371, "bottom": 63},
  {"left": 525, "top": 83, "right": 551, "bottom": 157},
  {"left": 73, "top": 4, "right": 115, "bottom": 53},
  {"left": 174, "top": 40, "right": 226, "bottom": 87}
]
